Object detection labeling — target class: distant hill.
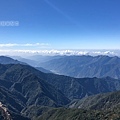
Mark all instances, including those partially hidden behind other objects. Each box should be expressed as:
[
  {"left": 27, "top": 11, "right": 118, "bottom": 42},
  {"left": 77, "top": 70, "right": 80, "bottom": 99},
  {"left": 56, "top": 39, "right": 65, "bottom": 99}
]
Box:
[
  {"left": 11, "top": 56, "right": 37, "bottom": 66},
  {"left": 39, "top": 55, "right": 120, "bottom": 79}
]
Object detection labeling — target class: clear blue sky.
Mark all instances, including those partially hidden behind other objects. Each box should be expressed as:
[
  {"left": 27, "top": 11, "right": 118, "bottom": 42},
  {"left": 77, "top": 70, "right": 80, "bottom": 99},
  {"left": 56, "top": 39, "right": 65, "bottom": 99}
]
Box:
[{"left": 0, "top": 0, "right": 120, "bottom": 50}]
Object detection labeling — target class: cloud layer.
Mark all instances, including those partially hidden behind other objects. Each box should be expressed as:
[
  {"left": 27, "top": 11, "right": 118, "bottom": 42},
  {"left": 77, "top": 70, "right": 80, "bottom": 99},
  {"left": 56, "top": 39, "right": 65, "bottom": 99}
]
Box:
[{"left": 0, "top": 49, "right": 120, "bottom": 57}]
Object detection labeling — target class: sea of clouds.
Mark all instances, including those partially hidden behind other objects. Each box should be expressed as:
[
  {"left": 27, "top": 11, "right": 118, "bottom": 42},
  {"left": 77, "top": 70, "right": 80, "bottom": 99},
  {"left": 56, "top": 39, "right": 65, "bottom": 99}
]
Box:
[{"left": 0, "top": 49, "right": 120, "bottom": 57}]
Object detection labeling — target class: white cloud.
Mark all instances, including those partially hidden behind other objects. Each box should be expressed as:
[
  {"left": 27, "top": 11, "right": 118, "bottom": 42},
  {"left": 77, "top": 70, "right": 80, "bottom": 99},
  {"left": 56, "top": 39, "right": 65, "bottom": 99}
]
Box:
[
  {"left": 0, "top": 43, "right": 50, "bottom": 47},
  {"left": 0, "top": 43, "right": 18, "bottom": 47},
  {"left": 22, "top": 43, "right": 50, "bottom": 47}
]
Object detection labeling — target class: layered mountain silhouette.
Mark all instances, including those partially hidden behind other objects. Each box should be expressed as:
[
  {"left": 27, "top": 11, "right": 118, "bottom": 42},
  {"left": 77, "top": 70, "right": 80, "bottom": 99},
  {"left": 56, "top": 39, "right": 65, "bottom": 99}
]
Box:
[{"left": 0, "top": 56, "right": 120, "bottom": 119}]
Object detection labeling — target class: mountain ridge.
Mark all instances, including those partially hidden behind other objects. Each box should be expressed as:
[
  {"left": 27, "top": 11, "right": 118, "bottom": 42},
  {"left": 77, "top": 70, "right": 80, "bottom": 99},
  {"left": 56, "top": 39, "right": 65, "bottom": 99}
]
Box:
[{"left": 38, "top": 55, "right": 120, "bottom": 79}]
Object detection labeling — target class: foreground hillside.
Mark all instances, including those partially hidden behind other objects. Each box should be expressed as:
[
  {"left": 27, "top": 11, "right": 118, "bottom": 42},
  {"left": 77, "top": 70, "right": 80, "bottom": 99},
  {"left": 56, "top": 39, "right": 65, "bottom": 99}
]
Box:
[
  {"left": 38, "top": 91, "right": 120, "bottom": 120},
  {"left": 38, "top": 107, "right": 120, "bottom": 120},
  {"left": 0, "top": 101, "right": 30, "bottom": 120},
  {"left": 69, "top": 91, "right": 120, "bottom": 110}
]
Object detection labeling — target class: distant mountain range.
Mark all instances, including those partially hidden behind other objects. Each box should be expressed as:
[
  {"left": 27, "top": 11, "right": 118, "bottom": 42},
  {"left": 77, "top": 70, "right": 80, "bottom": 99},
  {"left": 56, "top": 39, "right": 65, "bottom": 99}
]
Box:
[
  {"left": 12, "top": 55, "right": 120, "bottom": 79},
  {"left": 0, "top": 55, "right": 120, "bottom": 119},
  {"left": 38, "top": 55, "right": 120, "bottom": 79}
]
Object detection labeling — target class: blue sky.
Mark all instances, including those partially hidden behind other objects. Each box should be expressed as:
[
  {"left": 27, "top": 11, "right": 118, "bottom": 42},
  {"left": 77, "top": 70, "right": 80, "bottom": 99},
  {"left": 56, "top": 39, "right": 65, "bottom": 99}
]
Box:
[{"left": 0, "top": 0, "right": 120, "bottom": 51}]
